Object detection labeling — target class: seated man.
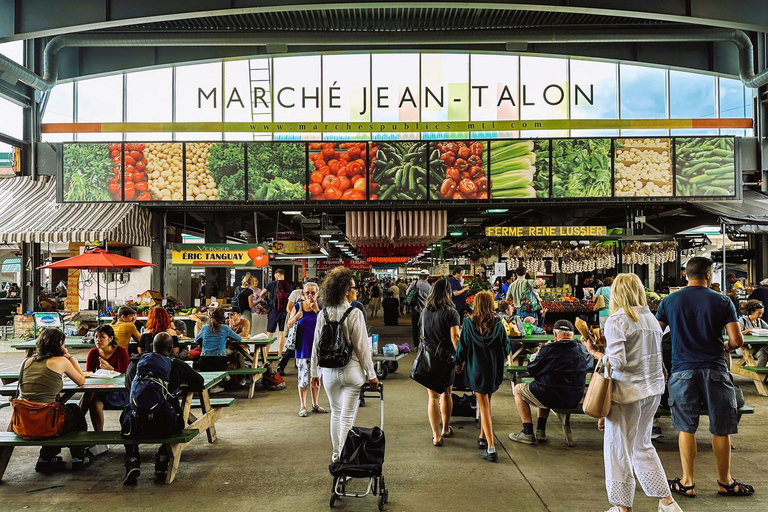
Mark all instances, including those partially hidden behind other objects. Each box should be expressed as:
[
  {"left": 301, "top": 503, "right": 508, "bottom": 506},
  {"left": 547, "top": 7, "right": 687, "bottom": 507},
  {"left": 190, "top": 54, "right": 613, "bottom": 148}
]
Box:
[
  {"left": 508, "top": 319, "right": 589, "bottom": 445},
  {"left": 122, "top": 333, "right": 204, "bottom": 485}
]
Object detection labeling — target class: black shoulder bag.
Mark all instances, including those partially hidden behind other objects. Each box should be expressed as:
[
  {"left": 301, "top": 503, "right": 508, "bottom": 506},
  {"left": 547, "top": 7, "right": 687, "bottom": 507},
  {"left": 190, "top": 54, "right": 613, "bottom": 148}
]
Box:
[{"left": 410, "top": 311, "right": 455, "bottom": 393}]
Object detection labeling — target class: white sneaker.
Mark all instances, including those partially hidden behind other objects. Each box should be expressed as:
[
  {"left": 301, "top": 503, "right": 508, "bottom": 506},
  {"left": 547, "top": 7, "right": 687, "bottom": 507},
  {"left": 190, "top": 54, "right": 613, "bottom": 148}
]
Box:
[
  {"left": 659, "top": 500, "right": 683, "bottom": 512},
  {"left": 209, "top": 384, "right": 225, "bottom": 394}
]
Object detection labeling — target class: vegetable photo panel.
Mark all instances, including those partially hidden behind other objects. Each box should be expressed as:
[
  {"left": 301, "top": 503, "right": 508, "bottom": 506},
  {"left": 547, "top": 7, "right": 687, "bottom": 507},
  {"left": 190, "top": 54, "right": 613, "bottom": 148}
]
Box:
[
  {"left": 247, "top": 142, "right": 306, "bottom": 201},
  {"left": 614, "top": 138, "right": 673, "bottom": 197},
  {"left": 63, "top": 143, "right": 122, "bottom": 202},
  {"left": 186, "top": 142, "right": 245, "bottom": 202},
  {"left": 489, "top": 140, "right": 550, "bottom": 199},
  {"left": 370, "top": 142, "right": 428, "bottom": 201},
  {"left": 675, "top": 137, "right": 736, "bottom": 197},
  {"left": 133, "top": 142, "right": 183, "bottom": 201},
  {"left": 308, "top": 142, "right": 368, "bottom": 201},
  {"left": 429, "top": 141, "right": 488, "bottom": 200},
  {"left": 551, "top": 138, "right": 612, "bottom": 198}
]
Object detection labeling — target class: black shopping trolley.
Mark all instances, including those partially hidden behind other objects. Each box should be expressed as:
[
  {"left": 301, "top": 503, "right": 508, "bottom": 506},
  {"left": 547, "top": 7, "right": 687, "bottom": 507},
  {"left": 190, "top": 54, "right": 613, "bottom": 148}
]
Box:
[{"left": 329, "top": 384, "right": 388, "bottom": 511}]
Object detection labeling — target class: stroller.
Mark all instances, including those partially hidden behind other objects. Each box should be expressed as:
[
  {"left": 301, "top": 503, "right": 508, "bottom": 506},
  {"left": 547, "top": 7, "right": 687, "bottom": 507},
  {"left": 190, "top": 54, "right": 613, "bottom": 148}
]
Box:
[{"left": 329, "top": 384, "right": 388, "bottom": 510}]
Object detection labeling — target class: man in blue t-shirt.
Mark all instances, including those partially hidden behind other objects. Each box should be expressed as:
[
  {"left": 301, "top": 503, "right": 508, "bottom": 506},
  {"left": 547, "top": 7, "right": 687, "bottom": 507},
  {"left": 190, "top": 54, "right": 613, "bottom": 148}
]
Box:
[
  {"left": 656, "top": 257, "right": 752, "bottom": 498},
  {"left": 449, "top": 267, "right": 470, "bottom": 316}
]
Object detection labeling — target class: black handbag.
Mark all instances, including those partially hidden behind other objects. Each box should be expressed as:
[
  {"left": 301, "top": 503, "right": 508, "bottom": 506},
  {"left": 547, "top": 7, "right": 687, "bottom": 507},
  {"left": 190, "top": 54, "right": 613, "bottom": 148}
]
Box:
[{"left": 410, "top": 314, "right": 455, "bottom": 393}]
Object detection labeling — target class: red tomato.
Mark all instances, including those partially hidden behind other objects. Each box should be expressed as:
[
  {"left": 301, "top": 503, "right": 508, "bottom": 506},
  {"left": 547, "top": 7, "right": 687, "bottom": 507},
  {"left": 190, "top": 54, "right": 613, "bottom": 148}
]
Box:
[
  {"left": 353, "top": 179, "right": 366, "bottom": 192},
  {"left": 370, "top": 182, "right": 379, "bottom": 193},
  {"left": 342, "top": 189, "right": 365, "bottom": 201},
  {"left": 135, "top": 181, "right": 148, "bottom": 192},
  {"left": 125, "top": 172, "right": 134, "bottom": 182},
  {"left": 125, "top": 143, "right": 134, "bottom": 151},
  {"left": 108, "top": 182, "right": 119, "bottom": 194},
  {"left": 124, "top": 155, "right": 135, "bottom": 166},
  {"left": 308, "top": 183, "right": 323, "bottom": 196},
  {"left": 112, "top": 155, "right": 122, "bottom": 164},
  {"left": 311, "top": 193, "right": 327, "bottom": 201},
  {"left": 136, "top": 192, "right": 151, "bottom": 201},
  {"left": 324, "top": 186, "right": 342, "bottom": 200},
  {"left": 133, "top": 171, "right": 146, "bottom": 182},
  {"left": 135, "top": 143, "right": 145, "bottom": 152},
  {"left": 124, "top": 187, "right": 136, "bottom": 200},
  {"left": 129, "top": 151, "right": 142, "bottom": 161},
  {"left": 337, "top": 176, "right": 351, "bottom": 192},
  {"left": 108, "top": 144, "right": 120, "bottom": 152},
  {"left": 310, "top": 171, "right": 324, "bottom": 184},
  {"left": 111, "top": 149, "right": 120, "bottom": 158},
  {"left": 322, "top": 175, "right": 340, "bottom": 189},
  {"left": 370, "top": 194, "right": 378, "bottom": 200},
  {"left": 135, "top": 159, "right": 147, "bottom": 171}
]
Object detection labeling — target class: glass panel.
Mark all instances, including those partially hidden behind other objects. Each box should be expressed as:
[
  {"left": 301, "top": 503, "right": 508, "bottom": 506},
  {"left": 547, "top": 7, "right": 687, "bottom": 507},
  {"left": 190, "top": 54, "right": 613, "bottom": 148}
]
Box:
[
  {"left": 570, "top": 60, "right": 618, "bottom": 120},
  {"left": 0, "top": 142, "right": 20, "bottom": 176},
  {"left": 720, "top": 77, "right": 753, "bottom": 137},
  {"left": 470, "top": 54, "right": 520, "bottom": 138},
  {"left": 0, "top": 41, "right": 23, "bottom": 64},
  {"left": 322, "top": 54, "right": 371, "bottom": 141},
  {"left": 175, "top": 63, "right": 222, "bottom": 123},
  {"left": 675, "top": 137, "right": 735, "bottom": 197},
  {"left": 76, "top": 75, "right": 123, "bottom": 123},
  {"left": 247, "top": 142, "right": 305, "bottom": 201},
  {"left": 429, "top": 141, "right": 487, "bottom": 200},
  {"left": 614, "top": 138, "right": 672, "bottom": 197},
  {"left": 520, "top": 56, "right": 568, "bottom": 137},
  {"left": 138, "top": 142, "right": 183, "bottom": 201},
  {"left": 273, "top": 56, "right": 321, "bottom": 123},
  {"left": 223, "top": 60, "right": 253, "bottom": 126},
  {"left": 175, "top": 132, "right": 223, "bottom": 141},
  {"left": 42, "top": 83, "right": 74, "bottom": 142},
  {"left": 62, "top": 143, "right": 122, "bottom": 202},
  {"left": 670, "top": 71, "right": 715, "bottom": 118},
  {"left": 489, "top": 140, "right": 548, "bottom": 199},
  {"left": 551, "top": 139, "right": 611, "bottom": 198},
  {"left": 421, "top": 54, "right": 469, "bottom": 138},
  {"left": 368, "top": 141, "right": 427, "bottom": 201},
  {"left": 127, "top": 68, "right": 172, "bottom": 122},
  {"left": 0, "top": 97, "right": 23, "bottom": 139},
  {"left": 620, "top": 64, "right": 666, "bottom": 119},
  {"left": 372, "top": 53, "right": 419, "bottom": 141},
  {"left": 308, "top": 142, "right": 367, "bottom": 201},
  {"left": 186, "top": 142, "right": 244, "bottom": 201}
]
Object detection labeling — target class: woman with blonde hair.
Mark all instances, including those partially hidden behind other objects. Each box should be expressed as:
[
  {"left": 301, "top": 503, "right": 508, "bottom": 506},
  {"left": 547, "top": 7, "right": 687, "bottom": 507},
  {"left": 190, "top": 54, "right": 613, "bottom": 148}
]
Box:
[
  {"left": 455, "top": 291, "right": 509, "bottom": 462},
  {"left": 585, "top": 274, "right": 682, "bottom": 512}
]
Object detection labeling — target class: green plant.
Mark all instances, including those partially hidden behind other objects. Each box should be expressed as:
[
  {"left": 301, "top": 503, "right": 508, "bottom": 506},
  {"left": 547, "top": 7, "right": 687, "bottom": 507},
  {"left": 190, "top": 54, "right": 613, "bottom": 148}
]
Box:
[
  {"left": 63, "top": 144, "right": 114, "bottom": 202},
  {"left": 552, "top": 139, "right": 611, "bottom": 197},
  {"left": 247, "top": 142, "right": 305, "bottom": 201},
  {"left": 208, "top": 143, "right": 245, "bottom": 200}
]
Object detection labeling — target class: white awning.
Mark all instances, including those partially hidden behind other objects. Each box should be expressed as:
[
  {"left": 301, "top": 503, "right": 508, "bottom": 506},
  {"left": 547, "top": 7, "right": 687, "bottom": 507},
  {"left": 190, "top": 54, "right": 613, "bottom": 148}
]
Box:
[{"left": 0, "top": 176, "right": 152, "bottom": 245}]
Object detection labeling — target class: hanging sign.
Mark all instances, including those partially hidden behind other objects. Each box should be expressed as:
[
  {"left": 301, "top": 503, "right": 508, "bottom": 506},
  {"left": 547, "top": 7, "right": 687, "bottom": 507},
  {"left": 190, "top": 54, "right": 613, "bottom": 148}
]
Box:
[
  {"left": 486, "top": 226, "right": 608, "bottom": 237},
  {"left": 272, "top": 240, "right": 316, "bottom": 254},
  {"left": 171, "top": 243, "right": 269, "bottom": 267}
]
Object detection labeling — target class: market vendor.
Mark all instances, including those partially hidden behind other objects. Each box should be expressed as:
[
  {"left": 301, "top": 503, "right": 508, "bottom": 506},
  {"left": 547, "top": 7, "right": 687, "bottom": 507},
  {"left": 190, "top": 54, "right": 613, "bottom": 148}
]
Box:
[{"left": 574, "top": 272, "right": 597, "bottom": 301}]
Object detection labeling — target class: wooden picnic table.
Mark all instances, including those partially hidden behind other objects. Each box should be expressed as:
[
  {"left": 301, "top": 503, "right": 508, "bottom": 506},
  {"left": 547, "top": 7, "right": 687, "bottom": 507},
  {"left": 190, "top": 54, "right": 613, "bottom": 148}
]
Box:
[
  {"left": 234, "top": 337, "right": 277, "bottom": 368},
  {"left": 0, "top": 371, "right": 228, "bottom": 444},
  {"left": 730, "top": 335, "right": 768, "bottom": 396},
  {"left": 9, "top": 338, "right": 194, "bottom": 357}
]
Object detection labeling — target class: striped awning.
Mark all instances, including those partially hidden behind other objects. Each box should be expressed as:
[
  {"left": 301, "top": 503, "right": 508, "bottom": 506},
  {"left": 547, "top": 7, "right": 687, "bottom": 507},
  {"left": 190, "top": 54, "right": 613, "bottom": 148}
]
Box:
[{"left": 0, "top": 176, "right": 152, "bottom": 245}]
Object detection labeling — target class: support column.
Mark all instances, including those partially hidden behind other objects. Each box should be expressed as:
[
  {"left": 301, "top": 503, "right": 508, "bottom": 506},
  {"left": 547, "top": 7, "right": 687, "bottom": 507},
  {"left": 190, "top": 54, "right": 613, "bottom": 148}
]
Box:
[
  {"left": 21, "top": 242, "right": 41, "bottom": 313},
  {"left": 203, "top": 214, "right": 228, "bottom": 298},
  {"left": 151, "top": 211, "right": 165, "bottom": 295}
]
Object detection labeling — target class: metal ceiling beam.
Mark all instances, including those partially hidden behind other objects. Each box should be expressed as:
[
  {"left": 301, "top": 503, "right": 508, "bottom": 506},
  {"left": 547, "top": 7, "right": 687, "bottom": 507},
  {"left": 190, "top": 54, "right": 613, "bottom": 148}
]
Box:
[{"left": 2, "top": 1, "right": 768, "bottom": 42}]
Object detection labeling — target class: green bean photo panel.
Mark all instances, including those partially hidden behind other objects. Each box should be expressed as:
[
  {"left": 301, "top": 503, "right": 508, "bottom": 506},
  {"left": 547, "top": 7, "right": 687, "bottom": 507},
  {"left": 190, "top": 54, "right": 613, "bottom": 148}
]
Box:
[{"left": 675, "top": 137, "right": 736, "bottom": 197}]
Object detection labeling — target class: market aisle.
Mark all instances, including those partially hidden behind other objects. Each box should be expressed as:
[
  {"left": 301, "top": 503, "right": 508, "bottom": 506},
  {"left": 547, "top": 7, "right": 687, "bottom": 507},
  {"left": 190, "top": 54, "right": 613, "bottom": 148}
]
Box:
[{"left": 0, "top": 339, "right": 765, "bottom": 512}]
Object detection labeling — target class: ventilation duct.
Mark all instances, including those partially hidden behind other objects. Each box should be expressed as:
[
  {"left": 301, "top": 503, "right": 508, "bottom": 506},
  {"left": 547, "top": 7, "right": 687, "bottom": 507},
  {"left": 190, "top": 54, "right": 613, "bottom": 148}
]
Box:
[{"left": 0, "top": 27, "right": 766, "bottom": 91}]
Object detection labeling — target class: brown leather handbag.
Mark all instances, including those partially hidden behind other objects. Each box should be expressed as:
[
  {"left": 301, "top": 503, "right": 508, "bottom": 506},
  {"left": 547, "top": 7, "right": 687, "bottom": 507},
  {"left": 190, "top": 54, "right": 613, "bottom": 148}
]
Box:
[
  {"left": 583, "top": 359, "right": 613, "bottom": 419},
  {"left": 10, "top": 359, "right": 65, "bottom": 440}
]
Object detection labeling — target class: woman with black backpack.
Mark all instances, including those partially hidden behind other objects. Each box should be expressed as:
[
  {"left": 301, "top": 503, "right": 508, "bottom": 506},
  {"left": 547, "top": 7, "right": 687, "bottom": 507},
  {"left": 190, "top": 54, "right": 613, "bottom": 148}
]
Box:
[{"left": 310, "top": 267, "right": 379, "bottom": 463}]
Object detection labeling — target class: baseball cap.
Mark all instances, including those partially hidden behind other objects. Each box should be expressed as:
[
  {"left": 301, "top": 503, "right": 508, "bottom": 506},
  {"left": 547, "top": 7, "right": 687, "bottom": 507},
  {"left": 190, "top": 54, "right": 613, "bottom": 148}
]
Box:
[
  {"left": 230, "top": 306, "right": 242, "bottom": 314},
  {"left": 553, "top": 319, "right": 575, "bottom": 332},
  {"left": 419, "top": 269, "right": 430, "bottom": 276}
]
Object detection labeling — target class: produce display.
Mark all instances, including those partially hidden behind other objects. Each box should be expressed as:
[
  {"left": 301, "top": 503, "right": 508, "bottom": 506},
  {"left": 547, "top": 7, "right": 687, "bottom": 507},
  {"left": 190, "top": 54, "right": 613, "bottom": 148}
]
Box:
[
  {"left": 62, "top": 143, "right": 118, "bottom": 202},
  {"left": 489, "top": 140, "right": 550, "bottom": 199},
  {"left": 675, "top": 137, "right": 735, "bottom": 196},
  {"left": 371, "top": 142, "right": 427, "bottom": 200},
  {"left": 430, "top": 141, "right": 488, "bottom": 200},
  {"left": 552, "top": 139, "right": 611, "bottom": 197},
  {"left": 614, "top": 139, "right": 672, "bottom": 197},
  {"left": 247, "top": 142, "right": 305, "bottom": 201},
  {"left": 142, "top": 143, "right": 182, "bottom": 201},
  {"left": 540, "top": 300, "right": 595, "bottom": 314},
  {"left": 308, "top": 142, "right": 368, "bottom": 201},
  {"left": 185, "top": 143, "right": 237, "bottom": 202}
]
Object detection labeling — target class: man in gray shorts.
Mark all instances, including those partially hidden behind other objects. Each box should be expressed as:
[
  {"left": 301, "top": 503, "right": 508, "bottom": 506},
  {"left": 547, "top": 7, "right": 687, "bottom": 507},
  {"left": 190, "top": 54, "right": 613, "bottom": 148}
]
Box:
[
  {"left": 656, "top": 257, "right": 754, "bottom": 497},
  {"left": 509, "top": 319, "right": 589, "bottom": 445}
]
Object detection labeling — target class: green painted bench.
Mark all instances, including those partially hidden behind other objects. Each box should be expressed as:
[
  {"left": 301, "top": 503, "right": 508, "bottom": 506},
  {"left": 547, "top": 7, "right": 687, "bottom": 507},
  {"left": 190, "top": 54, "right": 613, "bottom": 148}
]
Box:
[
  {"left": 226, "top": 367, "right": 267, "bottom": 399},
  {"left": 64, "top": 397, "right": 236, "bottom": 409},
  {"left": 551, "top": 405, "right": 755, "bottom": 447},
  {"left": 743, "top": 366, "right": 768, "bottom": 373},
  {"left": 266, "top": 355, "right": 280, "bottom": 362},
  {"left": 0, "top": 429, "right": 200, "bottom": 483},
  {"left": 0, "top": 401, "right": 9, "bottom": 410}
]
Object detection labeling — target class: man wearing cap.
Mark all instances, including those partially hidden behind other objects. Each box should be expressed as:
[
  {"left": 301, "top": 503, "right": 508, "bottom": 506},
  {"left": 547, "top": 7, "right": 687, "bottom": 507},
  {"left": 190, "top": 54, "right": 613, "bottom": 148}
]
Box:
[
  {"left": 406, "top": 270, "right": 432, "bottom": 347},
  {"left": 509, "top": 319, "right": 590, "bottom": 445}
]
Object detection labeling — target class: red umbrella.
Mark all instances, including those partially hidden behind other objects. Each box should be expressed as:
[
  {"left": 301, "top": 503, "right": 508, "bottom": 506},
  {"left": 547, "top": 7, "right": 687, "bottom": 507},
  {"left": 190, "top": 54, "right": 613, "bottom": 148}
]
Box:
[{"left": 39, "top": 248, "right": 154, "bottom": 313}]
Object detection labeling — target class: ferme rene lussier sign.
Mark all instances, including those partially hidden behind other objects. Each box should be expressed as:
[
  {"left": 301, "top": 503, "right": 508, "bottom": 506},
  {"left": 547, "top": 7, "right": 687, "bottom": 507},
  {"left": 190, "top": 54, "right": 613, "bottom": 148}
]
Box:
[
  {"left": 191, "top": 54, "right": 605, "bottom": 123},
  {"left": 486, "top": 226, "right": 608, "bottom": 237}
]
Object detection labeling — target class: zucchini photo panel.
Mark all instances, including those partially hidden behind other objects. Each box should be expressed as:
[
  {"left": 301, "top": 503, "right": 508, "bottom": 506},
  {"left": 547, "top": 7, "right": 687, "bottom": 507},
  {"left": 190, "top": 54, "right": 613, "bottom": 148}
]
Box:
[
  {"left": 370, "top": 142, "right": 428, "bottom": 201},
  {"left": 675, "top": 137, "right": 736, "bottom": 197}
]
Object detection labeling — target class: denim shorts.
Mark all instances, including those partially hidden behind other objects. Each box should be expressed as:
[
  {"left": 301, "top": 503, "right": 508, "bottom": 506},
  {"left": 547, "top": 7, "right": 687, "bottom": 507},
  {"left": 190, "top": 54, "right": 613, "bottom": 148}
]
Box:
[
  {"left": 668, "top": 369, "right": 738, "bottom": 436},
  {"left": 267, "top": 310, "right": 287, "bottom": 333}
]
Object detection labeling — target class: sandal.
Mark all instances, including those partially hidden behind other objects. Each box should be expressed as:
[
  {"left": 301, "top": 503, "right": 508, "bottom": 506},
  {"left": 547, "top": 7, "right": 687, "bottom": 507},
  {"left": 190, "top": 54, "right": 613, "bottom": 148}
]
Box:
[
  {"left": 717, "top": 479, "right": 755, "bottom": 496},
  {"left": 441, "top": 426, "right": 454, "bottom": 438},
  {"left": 432, "top": 436, "right": 443, "bottom": 447},
  {"left": 312, "top": 405, "right": 328, "bottom": 414},
  {"left": 669, "top": 478, "right": 696, "bottom": 498},
  {"left": 298, "top": 407, "right": 307, "bottom": 417}
]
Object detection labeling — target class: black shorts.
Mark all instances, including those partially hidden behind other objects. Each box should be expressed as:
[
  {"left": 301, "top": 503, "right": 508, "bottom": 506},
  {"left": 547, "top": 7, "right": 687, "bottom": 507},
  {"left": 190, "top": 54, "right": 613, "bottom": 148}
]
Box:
[{"left": 267, "top": 310, "right": 287, "bottom": 333}]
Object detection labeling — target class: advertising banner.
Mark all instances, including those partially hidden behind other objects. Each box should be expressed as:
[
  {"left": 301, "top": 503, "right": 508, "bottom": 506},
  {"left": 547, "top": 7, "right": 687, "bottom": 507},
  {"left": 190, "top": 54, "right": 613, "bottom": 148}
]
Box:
[
  {"left": 171, "top": 243, "right": 269, "bottom": 266},
  {"left": 272, "top": 240, "right": 315, "bottom": 254},
  {"left": 486, "top": 226, "right": 608, "bottom": 237}
]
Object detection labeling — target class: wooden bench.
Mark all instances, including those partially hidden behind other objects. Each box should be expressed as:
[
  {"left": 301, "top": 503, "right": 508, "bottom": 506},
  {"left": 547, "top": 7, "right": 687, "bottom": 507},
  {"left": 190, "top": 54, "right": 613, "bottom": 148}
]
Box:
[
  {"left": 743, "top": 366, "right": 768, "bottom": 373},
  {"left": 64, "top": 397, "right": 236, "bottom": 409},
  {"left": 504, "top": 365, "right": 528, "bottom": 384},
  {"left": 226, "top": 367, "right": 266, "bottom": 399},
  {"left": 0, "top": 429, "right": 199, "bottom": 483},
  {"left": 552, "top": 405, "right": 755, "bottom": 447}
]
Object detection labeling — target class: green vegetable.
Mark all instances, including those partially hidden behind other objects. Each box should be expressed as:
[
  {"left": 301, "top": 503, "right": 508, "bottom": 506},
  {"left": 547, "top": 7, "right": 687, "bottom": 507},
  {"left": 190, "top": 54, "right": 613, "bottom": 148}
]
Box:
[
  {"left": 208, "top": 143, "right": 245, "bottom": 201},
  {"left": 247, "top": 142, "right": 305, "bottom": 201},
  {"left": 675, "top": 137, "right": 735, "bottom": 196},
  {"left": 373, "top": 142, "right": 427, "bottom": 200},
  {"left": 62, "top": 143, "right": 114, "bottom": 202},
  {"left": 552, "top": 139, "right": 611, "bottom": 198}
]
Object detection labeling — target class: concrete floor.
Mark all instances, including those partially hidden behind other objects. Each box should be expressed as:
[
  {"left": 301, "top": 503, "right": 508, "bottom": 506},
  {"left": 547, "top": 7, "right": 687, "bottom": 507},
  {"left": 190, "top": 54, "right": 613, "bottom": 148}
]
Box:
[{"left": 0, "top": 318, "right": 766, "bottom": 512}]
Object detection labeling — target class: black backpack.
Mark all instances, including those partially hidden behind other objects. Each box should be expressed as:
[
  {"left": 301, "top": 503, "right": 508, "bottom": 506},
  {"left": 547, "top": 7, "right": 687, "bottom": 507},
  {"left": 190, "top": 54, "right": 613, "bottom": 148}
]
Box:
[
  {"left": 317, "top": 307, "right": 355, "bottom": 368},
  {"left": 120, "top": 353, "right": 182, "bottom": 439}
]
